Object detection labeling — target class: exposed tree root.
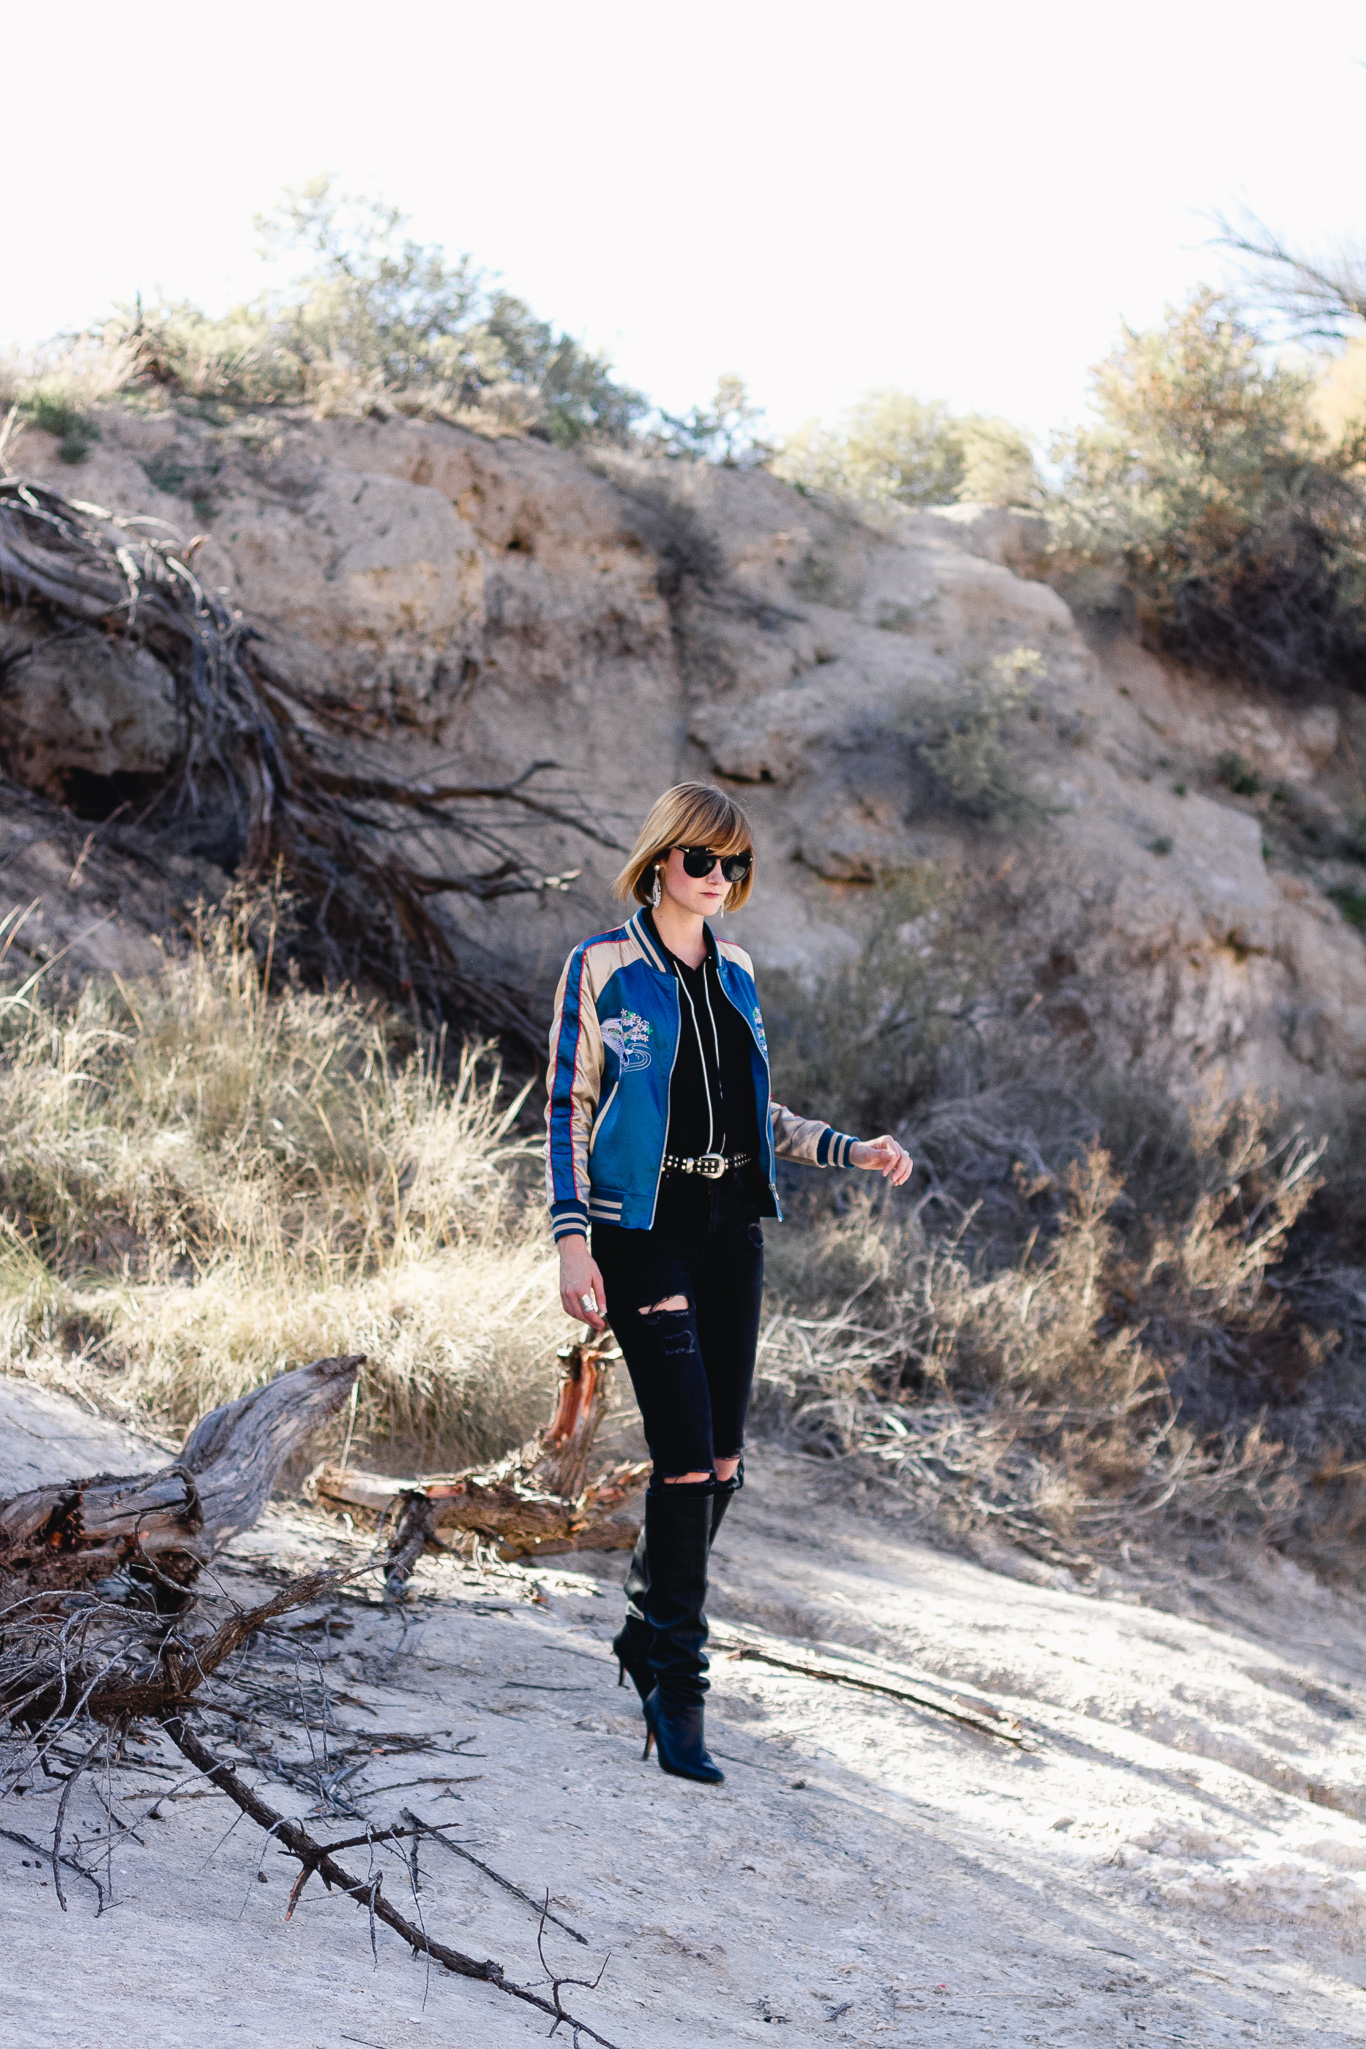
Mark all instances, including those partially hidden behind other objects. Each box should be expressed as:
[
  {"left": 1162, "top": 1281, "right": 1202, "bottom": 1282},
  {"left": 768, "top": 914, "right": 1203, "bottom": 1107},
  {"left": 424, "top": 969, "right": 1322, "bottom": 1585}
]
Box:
[{"left": 0, "top": 476, "right": 618, "bottom": 1041}]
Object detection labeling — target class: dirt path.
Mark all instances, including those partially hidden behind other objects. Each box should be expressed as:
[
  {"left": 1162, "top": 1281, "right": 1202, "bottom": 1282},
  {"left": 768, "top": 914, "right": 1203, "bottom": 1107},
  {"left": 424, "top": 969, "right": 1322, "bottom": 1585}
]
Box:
[{"left": 5, "top": 1421, "right": 1366, "bottom": 2046}]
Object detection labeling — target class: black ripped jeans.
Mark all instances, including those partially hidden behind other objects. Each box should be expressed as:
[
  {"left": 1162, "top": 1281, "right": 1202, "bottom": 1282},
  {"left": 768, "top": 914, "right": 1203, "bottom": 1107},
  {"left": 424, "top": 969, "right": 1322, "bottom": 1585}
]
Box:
[{"left": 593, "top": 1209, "right": 765, "bottom": 1485}]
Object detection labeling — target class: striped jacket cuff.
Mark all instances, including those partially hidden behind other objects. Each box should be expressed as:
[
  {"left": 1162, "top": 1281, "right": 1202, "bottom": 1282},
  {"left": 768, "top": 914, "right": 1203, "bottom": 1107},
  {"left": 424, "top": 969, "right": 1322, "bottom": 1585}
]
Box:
[
  {"left": 815, "top": 1128, "right": 859, "bottom": 1169},
  {"left": 550, "top": 1200, "right": 589, "bottom": 1242}
]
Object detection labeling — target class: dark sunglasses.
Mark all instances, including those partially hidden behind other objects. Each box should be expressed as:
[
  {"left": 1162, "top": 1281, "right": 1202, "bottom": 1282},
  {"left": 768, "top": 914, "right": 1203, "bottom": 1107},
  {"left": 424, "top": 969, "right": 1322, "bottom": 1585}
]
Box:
[{"left": 674, "top": 845, "right": 754, "bottom": 884}]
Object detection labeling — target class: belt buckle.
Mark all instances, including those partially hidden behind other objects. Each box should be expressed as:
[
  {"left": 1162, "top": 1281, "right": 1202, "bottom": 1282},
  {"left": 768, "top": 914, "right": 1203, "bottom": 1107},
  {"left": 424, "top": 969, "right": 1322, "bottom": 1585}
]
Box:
[{"left": 697, "top": 1152, "right": 726, "bottom": 1180}]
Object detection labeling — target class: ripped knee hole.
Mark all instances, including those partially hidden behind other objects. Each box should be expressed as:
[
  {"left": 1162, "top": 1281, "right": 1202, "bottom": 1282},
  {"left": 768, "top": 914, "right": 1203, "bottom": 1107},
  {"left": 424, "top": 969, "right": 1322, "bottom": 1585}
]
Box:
[
  {"left": 637, "top": 1294, "right": 695, "bottom": 1356},
  {"left": 638, "top": 1294, "right": 689, "bottom": 1317}
]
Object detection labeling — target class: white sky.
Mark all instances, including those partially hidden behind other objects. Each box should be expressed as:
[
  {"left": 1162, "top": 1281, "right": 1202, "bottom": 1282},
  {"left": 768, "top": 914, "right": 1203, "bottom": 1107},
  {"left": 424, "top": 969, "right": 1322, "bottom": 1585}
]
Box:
[{"left": 5, "top": 0, "right": 1364, "bottom": 442}]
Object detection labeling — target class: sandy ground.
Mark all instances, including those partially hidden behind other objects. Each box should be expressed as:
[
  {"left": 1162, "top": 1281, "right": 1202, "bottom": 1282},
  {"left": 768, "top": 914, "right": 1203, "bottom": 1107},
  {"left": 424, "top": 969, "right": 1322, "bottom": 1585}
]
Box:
[{"left": 5, "top": 1387, "right": 1366, "bottom": 2047}]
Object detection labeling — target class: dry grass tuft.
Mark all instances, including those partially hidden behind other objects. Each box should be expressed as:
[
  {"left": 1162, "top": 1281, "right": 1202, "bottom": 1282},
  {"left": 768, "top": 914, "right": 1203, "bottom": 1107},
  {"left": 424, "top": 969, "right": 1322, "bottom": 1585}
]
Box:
[{"left": 0, "top": 903, "right": 563, "bottom": 1467}]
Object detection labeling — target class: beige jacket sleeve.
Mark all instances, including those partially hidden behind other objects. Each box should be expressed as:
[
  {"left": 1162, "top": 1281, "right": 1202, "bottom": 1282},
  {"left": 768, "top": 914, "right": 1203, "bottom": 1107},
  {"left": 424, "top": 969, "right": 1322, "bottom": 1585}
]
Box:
[
  {"left": 770, "top": 1102, "right": 858, "bottom": 1169},
  {"left": 545, "top": 946, "right": 604, "bottom": 1241}
]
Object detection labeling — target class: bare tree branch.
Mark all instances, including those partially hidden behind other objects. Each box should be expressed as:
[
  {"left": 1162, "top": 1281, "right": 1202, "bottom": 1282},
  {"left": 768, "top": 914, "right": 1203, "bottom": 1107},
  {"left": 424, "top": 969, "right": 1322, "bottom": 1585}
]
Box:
[
  {"left": 157, "top": 1718, "right": 624, "bottom": 2047},
  {"left": 1211, "top": 208, "right": 1366, "bottom": 341}
]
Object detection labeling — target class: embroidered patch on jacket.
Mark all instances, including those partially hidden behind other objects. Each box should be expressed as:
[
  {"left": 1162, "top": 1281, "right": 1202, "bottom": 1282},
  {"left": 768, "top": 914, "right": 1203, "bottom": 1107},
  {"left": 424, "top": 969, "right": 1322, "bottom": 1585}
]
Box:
[
  {"left": 752, "top": 1006, "right": 769, "bottom": 1057},
  {"left": 601, "top": 1010, "right": 653, "bottom": 1071}
]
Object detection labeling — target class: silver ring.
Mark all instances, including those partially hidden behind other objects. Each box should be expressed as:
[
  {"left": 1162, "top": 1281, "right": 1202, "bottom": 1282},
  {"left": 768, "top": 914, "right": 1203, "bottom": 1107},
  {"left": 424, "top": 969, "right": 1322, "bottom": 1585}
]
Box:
[{"left": 580, "top": 1293, "right": 595, "bottom": 1311}]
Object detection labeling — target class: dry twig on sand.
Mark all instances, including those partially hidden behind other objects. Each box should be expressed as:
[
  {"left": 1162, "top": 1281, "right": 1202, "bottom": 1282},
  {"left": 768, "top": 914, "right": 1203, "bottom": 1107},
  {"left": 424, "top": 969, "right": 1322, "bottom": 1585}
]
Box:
[
  {"left": 716, "top": 1635, "right": 1030, "bottom": 1748},
  {"left": 403, "top": 1806, "right": 588, "bottom": 1944},
  {"left": 156, "top": 1718, "right": 622, "bottom": 2047}
]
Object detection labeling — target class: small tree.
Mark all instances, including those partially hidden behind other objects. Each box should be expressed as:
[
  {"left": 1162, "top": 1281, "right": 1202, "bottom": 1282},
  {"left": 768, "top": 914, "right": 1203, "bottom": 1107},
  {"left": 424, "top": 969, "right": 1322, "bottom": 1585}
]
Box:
[{"left": 1051, "top": 289, "right": 1366, "bottom": 690}]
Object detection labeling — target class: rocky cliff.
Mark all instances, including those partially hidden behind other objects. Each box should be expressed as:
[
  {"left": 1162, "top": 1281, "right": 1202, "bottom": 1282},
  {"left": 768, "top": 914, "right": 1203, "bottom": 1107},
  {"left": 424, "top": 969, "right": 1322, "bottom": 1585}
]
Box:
[{"left": 4, "top": 402, "right": 1366, "bottom": 1114}]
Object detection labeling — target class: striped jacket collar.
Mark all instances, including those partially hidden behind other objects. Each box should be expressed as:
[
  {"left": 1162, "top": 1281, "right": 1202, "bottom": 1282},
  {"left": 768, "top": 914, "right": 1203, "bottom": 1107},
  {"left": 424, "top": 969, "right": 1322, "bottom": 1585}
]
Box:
[
  {"left": 628, "top": 905, "right": 726, "bottom": 976},
  {"left": 626, "top": 905, "right": 669, "bottom": 972}
]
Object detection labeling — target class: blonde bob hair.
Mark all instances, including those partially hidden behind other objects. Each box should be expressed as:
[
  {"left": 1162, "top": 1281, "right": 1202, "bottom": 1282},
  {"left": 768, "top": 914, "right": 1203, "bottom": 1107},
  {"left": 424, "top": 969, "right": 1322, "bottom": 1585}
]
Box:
[{"left": 613, "top": 783, "right": 756, "bottom": 912}]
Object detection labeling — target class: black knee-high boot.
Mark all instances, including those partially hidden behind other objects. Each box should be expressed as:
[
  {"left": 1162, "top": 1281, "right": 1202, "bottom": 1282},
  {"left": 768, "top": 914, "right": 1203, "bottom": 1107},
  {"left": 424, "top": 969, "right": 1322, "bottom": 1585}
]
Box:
[
  {"left": 611, "top": 1530, "right": 653, "bottom": 1701},
  {"left": 612, "top": 1460, "right": 743, "bottom": 1702},
  {"left": 640, "top": 1484, "right": 723, "bottom": 1784}
]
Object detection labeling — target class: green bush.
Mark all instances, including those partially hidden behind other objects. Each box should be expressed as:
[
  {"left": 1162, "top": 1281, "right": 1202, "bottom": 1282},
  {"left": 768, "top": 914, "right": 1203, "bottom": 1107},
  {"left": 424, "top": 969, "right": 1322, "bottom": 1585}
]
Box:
[
  {"left": 650, "top": 374, "right": 774, "bottom": 466},
  {"left": 773, "top": 388, "right": 1039, "bottom": 510},
  {"left": 912, "top": 647, "right": 1045, "bottom": 822},
  {"left": 1217, "top": 750, "right": 1263, "bottom": 796},
  {"left": 23, "top": 392, "right": 100, "bottom": 463},
  {"left": 1328, "top": 884, "right": 1366, "bottom": 928},
  {"left": 764, "top": 870, "right": 988, "bottom": 1139},
  {"left": 1050, "top": 289, "right": 1366, "bottom": 692}
]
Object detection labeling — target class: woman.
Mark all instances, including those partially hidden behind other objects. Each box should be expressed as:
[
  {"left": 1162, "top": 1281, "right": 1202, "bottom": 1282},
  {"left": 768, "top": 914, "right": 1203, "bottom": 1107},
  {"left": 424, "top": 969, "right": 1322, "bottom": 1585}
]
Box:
[{"left": 546, "top": 783, "right": 911, "bottom": 1785}]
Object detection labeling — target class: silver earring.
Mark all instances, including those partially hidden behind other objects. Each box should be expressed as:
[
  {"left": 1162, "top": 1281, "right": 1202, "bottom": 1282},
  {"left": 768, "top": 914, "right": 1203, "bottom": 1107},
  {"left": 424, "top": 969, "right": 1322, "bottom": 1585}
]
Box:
[
  {"left": 649, "top": 866, "right": 662, "bottom": 908},
  {"left": 716, "top": 897, "right": 726, "bottom": 919}
]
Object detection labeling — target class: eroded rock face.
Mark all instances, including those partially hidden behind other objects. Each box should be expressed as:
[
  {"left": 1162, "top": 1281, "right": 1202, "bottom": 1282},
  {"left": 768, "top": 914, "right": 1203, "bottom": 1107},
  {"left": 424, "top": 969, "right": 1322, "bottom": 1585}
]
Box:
[
  {"left": 219, "top": 466, "right": 486, "bottom": 715},
  {"left": 6, "top": 406, "right": 1366, "bottom": 1113},
  {"left": 0, "top": 627, "right": 179, "bottom": 802}
]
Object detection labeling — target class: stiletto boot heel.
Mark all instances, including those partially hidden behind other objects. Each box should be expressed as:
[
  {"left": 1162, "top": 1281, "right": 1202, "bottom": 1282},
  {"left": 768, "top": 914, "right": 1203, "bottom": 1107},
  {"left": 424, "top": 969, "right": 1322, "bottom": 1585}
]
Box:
[
  {"left": 613, "top": 1630, "right": 653, "bottom": 1701},
  {"left": 642, "top": 1726, "right": 655, "bottom": 1761},
  {"left": 612, "top": 1526, "right": 655, "bottom": 1702}
]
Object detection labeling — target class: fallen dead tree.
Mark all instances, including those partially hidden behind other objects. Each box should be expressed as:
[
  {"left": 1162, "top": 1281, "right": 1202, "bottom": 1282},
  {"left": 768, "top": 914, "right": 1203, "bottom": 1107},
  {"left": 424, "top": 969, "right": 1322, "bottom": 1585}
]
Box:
[
  {"left": 2, "top": 1562, "right": 625, "bottom": 2043},
  {"left": 0, "top": 1351, "right": 626, "bottom": 2043},
  {"left": 0, "top": 1356, "right": 362, "bottom": 1734},
  {"left": 311, "top": 1339, "right": 649, "bottom": 1589},
  {"left": 0, "top": 1354, "right": 363, "bottom": 1596}
]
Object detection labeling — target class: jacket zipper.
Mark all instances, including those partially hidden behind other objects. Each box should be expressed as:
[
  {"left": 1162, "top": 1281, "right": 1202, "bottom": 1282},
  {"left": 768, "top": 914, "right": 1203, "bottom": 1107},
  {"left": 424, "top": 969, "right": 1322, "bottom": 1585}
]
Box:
[
  {"left": 646, "top": 977, "right": 682, "bottom": 1230},
  {"left": 675, "top": 964, "right": 718, "bottom": 1154},
  {"left": 589, "top": 1078, "right": 619, "bottom": 1153},
  {"left": 714, "top": 964, "right": 778, "bottom": 1199}
]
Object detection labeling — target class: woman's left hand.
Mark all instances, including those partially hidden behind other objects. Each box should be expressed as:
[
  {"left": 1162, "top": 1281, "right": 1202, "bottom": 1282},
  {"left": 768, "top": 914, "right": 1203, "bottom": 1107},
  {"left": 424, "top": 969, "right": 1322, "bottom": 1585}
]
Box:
[{"left": 850, "top": 1135, "right": 913, "bottom": 1186}]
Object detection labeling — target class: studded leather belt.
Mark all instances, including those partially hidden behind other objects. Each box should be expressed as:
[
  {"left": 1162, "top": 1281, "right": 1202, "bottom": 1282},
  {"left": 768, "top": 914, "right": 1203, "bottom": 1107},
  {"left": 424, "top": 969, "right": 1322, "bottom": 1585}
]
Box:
[{"left": 661, "top": 1151, "right": 755, "bottom": 1180}]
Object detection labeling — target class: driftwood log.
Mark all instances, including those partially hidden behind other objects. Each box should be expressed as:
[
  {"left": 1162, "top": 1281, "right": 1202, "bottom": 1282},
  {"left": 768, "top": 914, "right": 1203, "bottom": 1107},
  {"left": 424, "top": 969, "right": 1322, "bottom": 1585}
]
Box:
[
  {"left": 0, "top": 1355, "right": 363, "bottom": 1595},
  {"left": 311, "top": 1341, "right": 649, "bottom": 1585}
]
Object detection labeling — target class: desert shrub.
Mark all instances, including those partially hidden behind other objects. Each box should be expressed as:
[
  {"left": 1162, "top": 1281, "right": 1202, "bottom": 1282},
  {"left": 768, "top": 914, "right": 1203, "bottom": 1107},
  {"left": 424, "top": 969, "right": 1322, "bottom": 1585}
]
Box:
[
  {"left": 25, "top": 180, "right": 643, "bottom": 448},
  {"left": 1216, "top": 749, "right": 1263, "bottom": 796},
  {"left": 759, "top": 882, "right": 1366, "bottom": 1566},
  {"left": 0, "top": 902, "right": 563, "bottom": 1466},
  {"left": 910, "top": 646, "right": 1046, "bottom": 822},
  {"left": 1051, "top": 288, "right": 1366, "bottom": 692},
  {"left": 764, "top": 869, "right": 989, "bottom": 1141},
  {"left": 773, "top": 389, "right": 1040, "bottom": 510},
  {"left": 21, "top": 394, "right": 99, "bottom": 464},
  {"left": 757, "top": 1089, "right": 1353, "bottom": 1562},
  {"left": 0, "top": 337, "right": 139, "bottom": 462},
  {"left": 1328, "top": 884, "right": 1366, "bottom": 927}
]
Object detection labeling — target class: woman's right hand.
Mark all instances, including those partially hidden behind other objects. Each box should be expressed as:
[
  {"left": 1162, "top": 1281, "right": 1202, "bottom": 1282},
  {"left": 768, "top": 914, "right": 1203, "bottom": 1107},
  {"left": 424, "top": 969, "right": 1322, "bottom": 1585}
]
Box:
[{"left": 558, "top": 1236, "right": 608, "bottom": 1333}]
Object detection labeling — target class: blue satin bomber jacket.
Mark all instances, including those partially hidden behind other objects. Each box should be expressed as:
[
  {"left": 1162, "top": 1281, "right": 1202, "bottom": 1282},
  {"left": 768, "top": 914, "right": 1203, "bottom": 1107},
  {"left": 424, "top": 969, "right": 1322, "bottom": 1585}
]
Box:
[{"left": 545, "top": 907, "right": 858, "bottom": 1241}]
